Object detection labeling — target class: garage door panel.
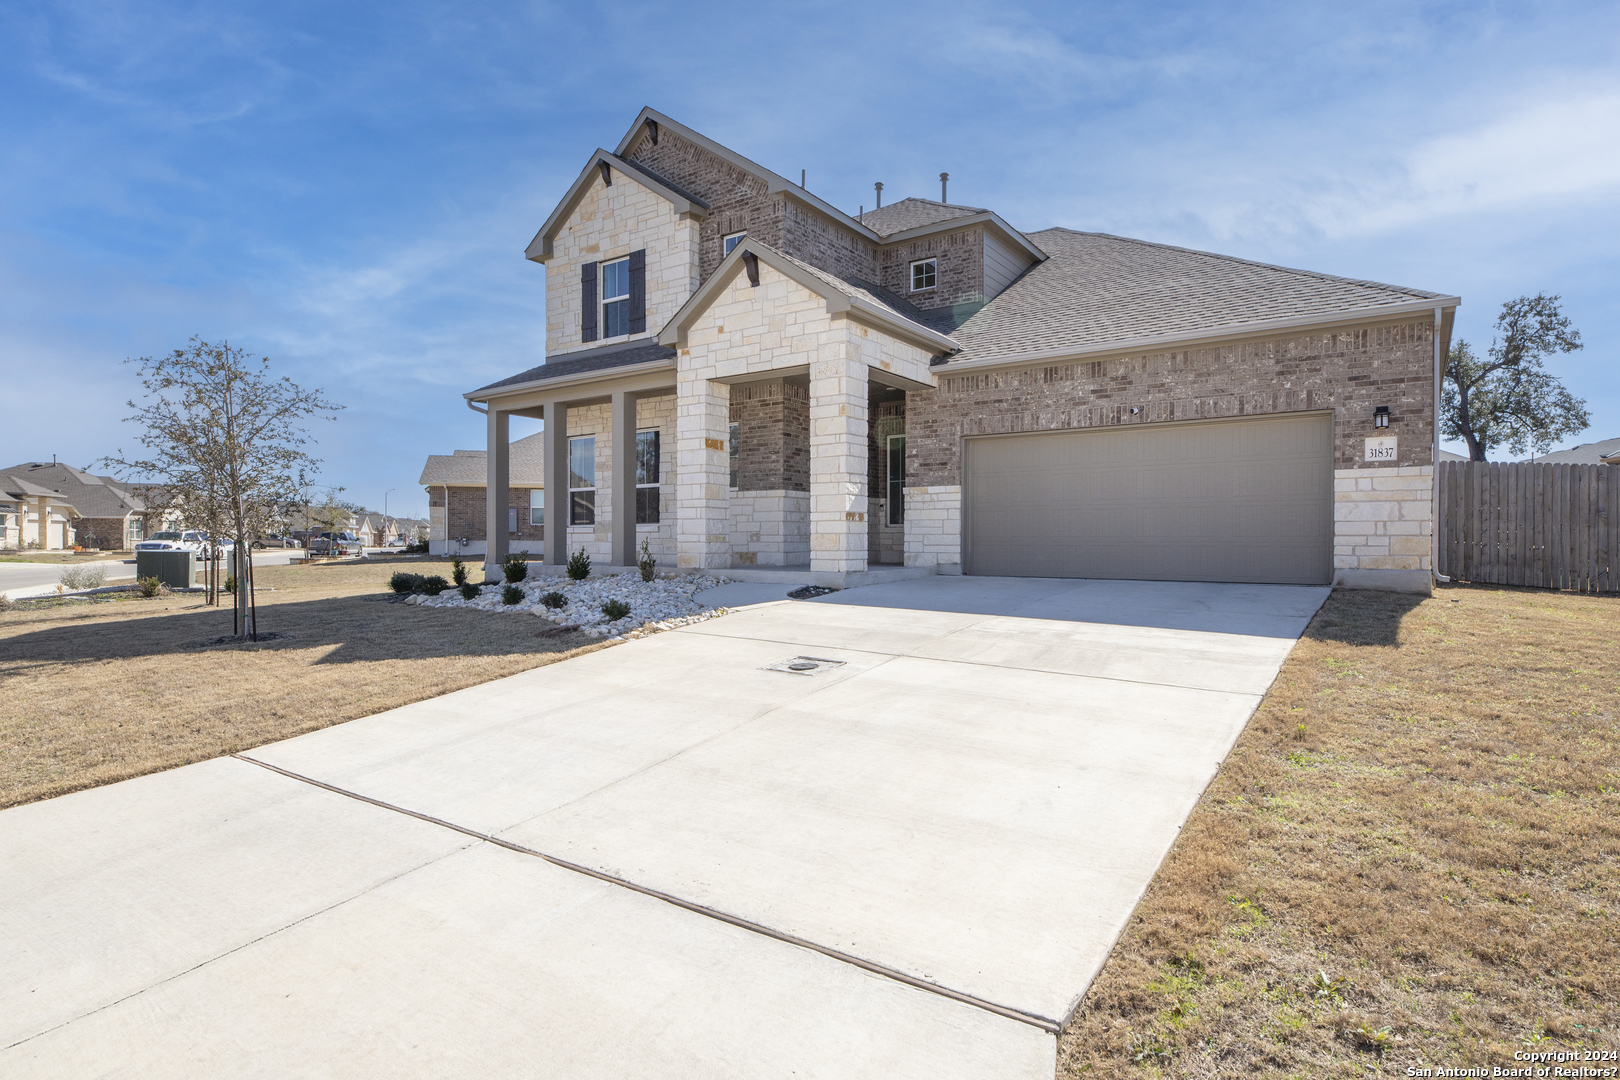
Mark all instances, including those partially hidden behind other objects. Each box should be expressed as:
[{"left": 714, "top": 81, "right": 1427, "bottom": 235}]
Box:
[{"left": 964, "top": 415, "right": 1332, "bottom": 585}]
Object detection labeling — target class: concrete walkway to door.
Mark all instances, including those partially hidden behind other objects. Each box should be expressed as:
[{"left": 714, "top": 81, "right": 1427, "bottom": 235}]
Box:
[{"left": 0, "top": 576, "right": 1328, "bottom": 1078}]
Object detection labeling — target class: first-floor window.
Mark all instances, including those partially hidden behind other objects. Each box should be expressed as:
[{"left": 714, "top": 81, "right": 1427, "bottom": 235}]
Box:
[
  {"left": 508, "top": 507, "right": 517, "bottom": 534},
  {"left": 887, "top": 434, "right": 905, "bottom": 526},
  {"left": 569, "top": 436, "right": 596, "bottom": 525},
  {"left": 636, "top": 429, "right": 661, "bottom": 524},
  {"left": 728, "top": 422, "right": 740, "bottom": 489},
  {"left": 529, "top": 489, "right": 544, "bottom": 526}
]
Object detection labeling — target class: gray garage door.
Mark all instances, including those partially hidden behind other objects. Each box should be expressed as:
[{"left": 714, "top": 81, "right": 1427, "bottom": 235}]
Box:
[{"left": 963, "top": 413, "right": 1333, "bottom": 585}]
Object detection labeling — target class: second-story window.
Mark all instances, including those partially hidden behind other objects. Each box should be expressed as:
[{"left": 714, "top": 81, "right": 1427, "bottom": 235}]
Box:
[
  {"left": 910, "top": 258, "right": 937, "bottom": 292},
  {"left": 601, "top": 257, "right": 630, "bottom": 338},
  {"left": 723, "top": 231, "right": 746, "bottom": 257}
]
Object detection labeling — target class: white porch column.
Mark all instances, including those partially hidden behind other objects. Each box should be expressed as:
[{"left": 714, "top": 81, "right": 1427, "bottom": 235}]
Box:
[
  {"left": 544, "top": 402, "right": 568, "bottom": 566},
  {"left": 483, "top": 406, "right": 510, "bottom": 579},
  {"left": 809, "top": 346, "right": 869, "bottom": 574},
  {"left": 676, "top": 373, "right": 730, "bottom": 570},
  {"left": 610, "top": 390, "right": 638, "bottom": 568}
]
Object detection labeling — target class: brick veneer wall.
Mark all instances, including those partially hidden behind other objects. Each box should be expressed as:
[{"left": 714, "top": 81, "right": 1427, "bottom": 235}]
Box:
[
  {"left": 876, "top": 224, "right": 985, "bottom": 313},
  {"left": 906, "top": 319, "right": 1437, "bottom": 486},
  {"left": 443, "top": 486, "right": 545, "bottom": 545},
  {"left": 728, "top": 379, "right": 810, "bottom": 491},
  {"left": 626, "top": 127, "right": 878, "bottom": 286}
]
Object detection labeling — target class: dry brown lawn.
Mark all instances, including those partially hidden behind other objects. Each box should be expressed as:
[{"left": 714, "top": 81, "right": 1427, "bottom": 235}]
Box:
[
  {"left": 1059, "top": 583, "right": 1619, "bottom": 1076},
  {"left": 0, "top": 556, "right": 603, "bottom": 808}
]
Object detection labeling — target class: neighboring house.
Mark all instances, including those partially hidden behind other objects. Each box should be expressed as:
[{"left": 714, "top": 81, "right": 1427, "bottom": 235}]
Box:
[
  {"left": 419, "top": 432, "right": 547, "bottom": 556},
  {"left": 1436, "top": 448, "right": 1468, "bottom": 463},
  {"left": 0, "top": 461, "right": 152, "bottom": 550},
  {"left": 355, "top": 513, "right": 400, "bottom": 548},
  {"left": 464, "top": 108, "right": 1460, "bottom": 593},
  {"left": 1, "top": 474, "right": 81, "bottom": 550},
  {"left": 1527, "top": 437, "right": 1620, "bottom": 465}
]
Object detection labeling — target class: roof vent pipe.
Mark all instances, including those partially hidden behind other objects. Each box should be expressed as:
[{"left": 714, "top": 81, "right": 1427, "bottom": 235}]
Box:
[
  {"left": 940, "top": 172, "right": 949, "bottom": 202},
  {"left": 801, "top": 169, "right": 806, "bottom": 188},
  {"left": 874, "top": 181, "right": 883, "bottom": 208}
]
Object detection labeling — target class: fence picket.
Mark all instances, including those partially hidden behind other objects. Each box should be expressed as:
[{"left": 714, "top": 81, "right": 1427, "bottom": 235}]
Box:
[{"left": 1435, "top": 461, "right": 1613, "bottom": 592}]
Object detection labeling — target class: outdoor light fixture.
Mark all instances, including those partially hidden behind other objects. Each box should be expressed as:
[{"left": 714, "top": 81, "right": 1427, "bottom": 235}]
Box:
[{"left": 1373, "top": 406, "right": 1391, "bottom": 428}]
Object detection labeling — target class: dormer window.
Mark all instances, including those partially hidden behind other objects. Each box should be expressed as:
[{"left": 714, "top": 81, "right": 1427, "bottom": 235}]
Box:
[
  {"left": 601, "top": 257, "right": 631, "bottom": 338},
  {"left": 910, "top": 258, "right": 937, "bottom": 292},
  {"left": 723, "top": 231, "right": 747, "bottom": 257}
]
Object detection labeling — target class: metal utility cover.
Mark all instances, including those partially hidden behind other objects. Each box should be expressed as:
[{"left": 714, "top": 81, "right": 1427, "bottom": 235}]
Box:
[{"left": 963, "top": 413, "right": 1333, "bottom": 585}]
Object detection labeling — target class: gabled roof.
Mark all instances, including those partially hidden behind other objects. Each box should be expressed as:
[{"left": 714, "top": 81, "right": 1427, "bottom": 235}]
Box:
[
  {"left": 1529, "top": 437, "right": 1620, "bottom": 465},
  {"left": 939, "top": 229, "right": 1459, "bottom": 369},
  {"left": 615, "top": 108, "right": 885, "bottom": 245},
  {"left": 657, "top": 238, "right": 958, "bottom": 354},
  {"left": 525, "top": 149, "right": 710, "bottom": 263},
  {"left": 860, "top": 197, "right": 986, "bottom": 236},
  {"left": 419, "top": 432, "right": 547, "bottom": 486},
  {"left": 0, "top": 462, "right": 143, "bottom": 517}
]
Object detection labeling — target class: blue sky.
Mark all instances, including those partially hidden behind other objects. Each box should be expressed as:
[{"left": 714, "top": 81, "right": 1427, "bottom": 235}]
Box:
[{"left": 3, "top": 1, "right": 1616, "bottom": 517}]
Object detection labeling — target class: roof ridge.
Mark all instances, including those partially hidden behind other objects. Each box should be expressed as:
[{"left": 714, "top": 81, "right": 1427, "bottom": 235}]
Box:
[{"left": 1029, "top": 228, "right": 1448, "bottom": 301}]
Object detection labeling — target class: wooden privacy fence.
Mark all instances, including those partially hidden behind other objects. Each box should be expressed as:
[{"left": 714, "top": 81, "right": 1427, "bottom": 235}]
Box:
[{"left": 1437, "top": 461, "right": 1618, "bottom": 593}]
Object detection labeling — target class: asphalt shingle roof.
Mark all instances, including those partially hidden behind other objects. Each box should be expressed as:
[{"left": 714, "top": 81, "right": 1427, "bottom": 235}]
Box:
[
  {"left": 940, "top": 229, "right": 1451, "bottom": 366},
  {"left": 1528, "top": 437, "right": 1620, "bottom": 465},
  {"left": 858, "top": 197, "right": 987, "bottom": 238},
  {"left": 418, "top": 432, "right": 547, "bottom": 486},
  {"left": 474, "top": 341, "right": 676, "bottom": 394},
  {"left": 764, "top": 244, "right": 941, "bottom": 335},
  {"left": 0, "top": 462, "right": 146, "bottom": 517}
]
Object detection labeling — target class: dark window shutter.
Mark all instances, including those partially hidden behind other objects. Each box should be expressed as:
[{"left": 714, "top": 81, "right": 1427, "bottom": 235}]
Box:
[
  {"left": 627, "top": 249, "right": 646, "bottom": 334},
  {"left": 580, "top": 261, "right": 598, "bottom": 343}
]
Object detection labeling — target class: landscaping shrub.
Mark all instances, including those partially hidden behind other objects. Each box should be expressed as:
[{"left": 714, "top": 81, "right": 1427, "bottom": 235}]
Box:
[
  {"left": 502, "top": 553, "right": 528, "bottom": 584},
  {"left": 59, "top": 565, "right": 107, "bottom": 591},
  {"left": 404, "top": 539, "right": 428, "bottom": 554},
  {"left": 459, "top": 582, "right": 480, "bottom": 601},
  {"left": 566, "top": 547, "right": 591, "bottom": 581},
  {"left": 135, "top": 576, "right": 168, "bottom": 598},
  {"left": 417, "top": 575, "right": 450, "bottom": 596},
  {"left": 501, "top": 584, "right": 524, "bottom": 605},
  {"left": 600, "top": 598, "right": 631, "bottom": 621},
  {"left": 540, "top": 591, "right": 567, "bottom": 610},
  {"left": 451, "top": 555, "right": 467, "bottom": 586},
  {"left": 638, "top": 538, "right": 657, "bottom": 582},
  {"left": 389, "top": 571, "right": 422, "bottom": 594},
  {"left": 224, "top": 574, "right": 237, "bottom": 594},
  {"left": 0, "top": 594, "right": 12, "bottom": 613}
]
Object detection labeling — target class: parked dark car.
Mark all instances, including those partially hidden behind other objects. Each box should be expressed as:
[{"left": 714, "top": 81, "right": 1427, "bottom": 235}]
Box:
[
  {"left": 308, "top": 531, "right": 363, "bottom": 555},
  {"left": 252, "top": 534, "right": 302, "bottom": 549}
]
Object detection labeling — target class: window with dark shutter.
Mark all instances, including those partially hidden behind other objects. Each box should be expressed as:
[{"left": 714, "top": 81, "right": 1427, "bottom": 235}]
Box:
[
  {"left": 581, "top": 261, "right": 598, "bottom": 343},
  {"left": 628, "top": 249, "right": 646, "bottom": 334}
]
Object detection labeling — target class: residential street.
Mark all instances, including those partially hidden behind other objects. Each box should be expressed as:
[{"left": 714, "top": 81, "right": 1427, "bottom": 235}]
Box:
[
  {"left": 1, "top": 576, "right": 1327, "bottom": 1077},
  {"left": 0, "top": 548, "right": 344, "bottom": 599}
]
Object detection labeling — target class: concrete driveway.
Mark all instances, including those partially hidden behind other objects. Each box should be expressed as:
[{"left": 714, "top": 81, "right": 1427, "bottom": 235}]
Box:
[{"left": 0, "top": 575, "right": 1327, "bottom": 1077}]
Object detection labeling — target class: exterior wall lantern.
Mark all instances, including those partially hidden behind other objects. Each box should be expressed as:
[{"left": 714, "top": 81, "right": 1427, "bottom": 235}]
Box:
[{"left": 1373, "top": 406, "right": 1391, "bottom": 429}]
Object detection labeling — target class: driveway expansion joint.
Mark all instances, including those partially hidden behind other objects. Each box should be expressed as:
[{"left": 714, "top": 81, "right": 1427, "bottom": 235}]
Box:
[{"left": 231, "top": 752, "right": 1063, "bottom": 1035}]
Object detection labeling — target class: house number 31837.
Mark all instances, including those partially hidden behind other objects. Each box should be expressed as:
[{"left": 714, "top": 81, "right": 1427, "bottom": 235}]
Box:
[{"left": 1364, "top": 436, "right": 1398, "bottom": 462}]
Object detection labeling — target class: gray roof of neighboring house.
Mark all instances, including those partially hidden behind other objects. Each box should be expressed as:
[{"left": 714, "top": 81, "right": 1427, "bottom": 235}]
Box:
[
  {"left": 1527, "top": 437, "right": 1620, "bottom": 465},
  {"left": 419, "top": 432, "right": 546, "bottom": 486},
  {"left": 0, "top": 462, "right": 145, "bottom": 517},
  {"left": 1437, "top": 448, "right": 1469, "bottom": 462},
  {"left": 939, "top": 229, "right": 1453, "bottom": 367},
  {"left": 858, "top": 197, "right": 989, "bottom": 238},
  {"left": 474, "top": 340, "right": 677, "bottom": 394}
]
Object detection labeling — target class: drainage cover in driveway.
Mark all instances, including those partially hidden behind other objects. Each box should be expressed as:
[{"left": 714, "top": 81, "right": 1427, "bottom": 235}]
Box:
[{"left": 764, "top": 656, "right": 847, "bottom": 676}]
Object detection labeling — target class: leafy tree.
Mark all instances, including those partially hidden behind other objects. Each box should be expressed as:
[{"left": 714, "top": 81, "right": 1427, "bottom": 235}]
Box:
[
  {"left": 105, "top": 338, "right": 342, "bottom": 639},
  {"left": 1442, "top": 294, "right": 1589, "bottom": 460}
]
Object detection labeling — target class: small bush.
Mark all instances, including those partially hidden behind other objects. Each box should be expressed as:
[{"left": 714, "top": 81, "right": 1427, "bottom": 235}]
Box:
[
  {"left": 459, "top": 582, "right": 480, "bottom": 601},
  {"left": 501, "top": 583, "right": 524, "bottom": 605},
  {"left": 600, "top": 598, "right": 631, "bottom": 621},
  {"left": 540, "top": 591, "right": 567, "bottom": 610},
  {"left": 451, "top": 555, "right": 467, "bottom": 586},
  {"left": 638, "top": 538, "right": 657, "bottom": 582},
  {"left": 136, "top": 576, "right": 168, "bottom": 598},
  {"left": 502, "top": 553, "right": 528, "bottom": 584},
  {"left": 566, "top": 547, "right": 591, "bottom": 581},
  {"left": 0, "top": 594, "right": 12, "bottom": 613},
  {"left": 404, "top": 539, "right": 429, "bottom": 554},
  {"left": 417, "top": 575, "right": 450, "bottom": 596},
  {"left": 59, "top": 564, "right": 107, "bottom": 591},
  {"left": 224, "top": 573, "right": 238, "bottom": 594},
  {"left": 389, "top": 571, "right": 421, "bottom": 594}
]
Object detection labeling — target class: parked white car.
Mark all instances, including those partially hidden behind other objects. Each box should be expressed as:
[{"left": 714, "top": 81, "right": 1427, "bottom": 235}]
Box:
[{"left": 135, "top": 531, "right": 206, "bottom": 554}]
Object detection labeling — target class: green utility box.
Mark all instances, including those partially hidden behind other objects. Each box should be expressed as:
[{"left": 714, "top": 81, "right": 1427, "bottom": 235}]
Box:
[{"left": 135, "top": 550, "right": 197, "bottom": 589}]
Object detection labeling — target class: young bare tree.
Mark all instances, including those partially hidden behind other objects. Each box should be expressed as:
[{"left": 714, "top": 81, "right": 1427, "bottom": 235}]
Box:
[
  {"left": 1442, "top": 294, "right": 1589, "bottom": 460},
  {"left": 105, "top": 338, "right": 343, "bottom": 639}
]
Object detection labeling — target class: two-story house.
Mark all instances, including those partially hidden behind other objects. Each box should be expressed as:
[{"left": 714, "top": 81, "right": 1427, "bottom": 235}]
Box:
[{"left": 467, "top": 108, "right": 1457, "bottom": 593}]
